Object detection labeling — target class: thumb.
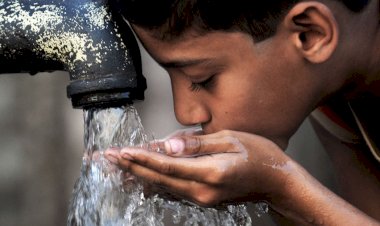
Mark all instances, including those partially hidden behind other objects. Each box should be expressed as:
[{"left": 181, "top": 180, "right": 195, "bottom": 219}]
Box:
[
  {"left": 163, "top": 133, "right": 241, "bottom": 157},
  {"left": 161, "top": 126, "right": 203, "bottom": 140}
]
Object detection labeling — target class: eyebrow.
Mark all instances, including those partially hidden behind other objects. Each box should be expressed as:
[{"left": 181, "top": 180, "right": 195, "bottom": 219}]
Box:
[{"left": 157, "top": 58, "right": 214, "bottom": 68}]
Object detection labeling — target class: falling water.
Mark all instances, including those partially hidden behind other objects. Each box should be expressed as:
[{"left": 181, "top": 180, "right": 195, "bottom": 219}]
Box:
[{"left": 67, "top": 106, "right": 267, "bottom": 226}]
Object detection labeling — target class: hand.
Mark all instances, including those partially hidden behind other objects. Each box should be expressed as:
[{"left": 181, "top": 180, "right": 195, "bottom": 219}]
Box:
[
  {"left": 106, "top": 130, "right": 293, "bottom": 207},
  {"left": 107, "top": 129, "right": 380, "bottom": 225}
]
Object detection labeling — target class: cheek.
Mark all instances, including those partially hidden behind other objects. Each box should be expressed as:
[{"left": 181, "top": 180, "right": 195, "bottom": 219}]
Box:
[
  {"left": 212, "top": 89, "right": 295, "bottom": 141},
  {"left": 208, "top": 45, "right": 311, "bottom": 143}
]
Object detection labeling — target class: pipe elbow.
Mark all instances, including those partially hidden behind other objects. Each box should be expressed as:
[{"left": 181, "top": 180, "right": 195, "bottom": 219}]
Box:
[{"left": 0, "top": 0, "right": 146, "bottom": 109}]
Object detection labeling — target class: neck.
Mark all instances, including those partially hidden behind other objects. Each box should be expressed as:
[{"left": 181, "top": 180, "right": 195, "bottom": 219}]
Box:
[
  {"left": 351, "top": 0, "right": 380, "bottom": 98},
  {"left": 365, "top": 19, "right": 380, "bottom": 97}
]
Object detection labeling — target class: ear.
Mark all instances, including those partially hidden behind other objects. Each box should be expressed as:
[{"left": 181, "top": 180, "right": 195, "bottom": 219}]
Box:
[{"left": 283, "top": 2, "right": 339, "bottom": 64}]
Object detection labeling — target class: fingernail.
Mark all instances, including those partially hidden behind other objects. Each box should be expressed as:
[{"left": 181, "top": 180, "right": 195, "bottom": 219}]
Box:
[
  {"left": 109, "top": 147, "right": 120, "bottom": 151},
  {"left": 122, "top": 153, "right": 133, "bottom": 160},
  {"left": 125, "top": 175, "right": 136, "bottom": 181},
  {"left": 105, "top": 152, "right": 119, "bottom": 164},
  {"left": 165, "top": 138, "right": 184, "bottom": 155}
]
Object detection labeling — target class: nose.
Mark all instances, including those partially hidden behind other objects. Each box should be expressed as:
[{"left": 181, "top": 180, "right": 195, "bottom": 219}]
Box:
[{"left": 172, "top": 85, "right": 211, "bottom": 127}]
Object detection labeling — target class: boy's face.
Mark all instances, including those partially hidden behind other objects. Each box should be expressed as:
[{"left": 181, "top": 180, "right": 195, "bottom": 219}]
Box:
[{"left": 133, "top": 26, "right": 324, "bottom": 148}]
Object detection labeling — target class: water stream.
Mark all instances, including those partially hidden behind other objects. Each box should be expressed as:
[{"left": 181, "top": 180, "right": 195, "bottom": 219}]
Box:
[{"left": 67, "top": 106, "right": 267, "bottom": 226}]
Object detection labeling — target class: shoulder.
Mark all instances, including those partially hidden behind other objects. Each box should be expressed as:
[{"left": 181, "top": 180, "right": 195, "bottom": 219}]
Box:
[
  {"left": 310, "top": 98, "right": 361, "bottom": 144},
  {"left": 309, "top": 97, "right": 380, "bottom": 220},
  {"left": 310, "top": 95, "right": 380, "bottom": 163}
]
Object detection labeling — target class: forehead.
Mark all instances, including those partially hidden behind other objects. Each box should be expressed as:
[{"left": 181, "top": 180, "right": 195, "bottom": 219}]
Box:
[
  {"left": 132, "top": 25, "right": 256, "bottom": 64},
  {"left": 133, "top": 25, "right": 205, "bottom": 47}
]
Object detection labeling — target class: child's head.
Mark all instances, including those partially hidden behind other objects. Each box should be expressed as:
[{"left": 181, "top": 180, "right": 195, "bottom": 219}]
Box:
[
  {"left": 117, "top": 0, "right": 377, "bottom": 148},
  {"left": 119, "top": 0, "right": 369, "bottom": 41}
]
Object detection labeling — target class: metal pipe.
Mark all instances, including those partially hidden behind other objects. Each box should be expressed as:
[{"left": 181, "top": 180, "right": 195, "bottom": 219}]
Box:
[{"left": 0, "top": 0, "right": 146, "bottom": 109}]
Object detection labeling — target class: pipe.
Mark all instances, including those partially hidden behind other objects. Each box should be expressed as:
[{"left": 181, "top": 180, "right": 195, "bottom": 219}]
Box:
[{"left": 0, "top": 0, "right": 146, "bottom": 109}]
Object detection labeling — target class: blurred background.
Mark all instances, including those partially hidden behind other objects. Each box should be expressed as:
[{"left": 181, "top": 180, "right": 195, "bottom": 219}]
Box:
[{"left": 0, "top": 42, "right": 336, "bottom": 226}]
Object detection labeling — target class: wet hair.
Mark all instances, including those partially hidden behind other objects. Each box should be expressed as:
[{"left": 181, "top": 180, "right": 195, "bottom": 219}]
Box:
[{"left": 116, "top": 0, "right": 370, "bottom": 42}]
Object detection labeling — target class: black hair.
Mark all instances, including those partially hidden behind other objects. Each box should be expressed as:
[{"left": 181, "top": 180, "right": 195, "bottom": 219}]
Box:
[{"left": 115, "top": 0, "right": 370, "bottom": 42}]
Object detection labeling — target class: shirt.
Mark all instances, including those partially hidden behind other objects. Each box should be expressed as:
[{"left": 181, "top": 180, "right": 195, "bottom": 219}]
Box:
[{"left": 311, "top": 96, "right": 380, "bottom": 163}]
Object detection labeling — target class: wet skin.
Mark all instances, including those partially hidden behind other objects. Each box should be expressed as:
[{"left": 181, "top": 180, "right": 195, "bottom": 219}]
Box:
[{"left": 105, "top": 1, "right": 380, "bottom": 225}]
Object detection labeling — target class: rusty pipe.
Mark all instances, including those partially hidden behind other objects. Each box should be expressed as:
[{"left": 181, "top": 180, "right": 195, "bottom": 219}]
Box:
[{"left": 0, "top": 0, "right": 146, "bottom": 108}]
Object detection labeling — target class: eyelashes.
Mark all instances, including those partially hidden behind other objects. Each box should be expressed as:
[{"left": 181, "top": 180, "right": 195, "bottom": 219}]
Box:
[{"left": 188, "top": 75, "right": 215, "bottom": 92}]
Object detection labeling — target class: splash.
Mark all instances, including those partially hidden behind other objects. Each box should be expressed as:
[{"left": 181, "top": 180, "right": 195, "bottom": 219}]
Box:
[{"left": 67, "top": 106, "right": 266, "bottom": 225}]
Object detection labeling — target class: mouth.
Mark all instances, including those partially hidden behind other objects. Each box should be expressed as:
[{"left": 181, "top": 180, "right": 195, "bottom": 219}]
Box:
[
  {"left": 191, "top": 125, "right": 205, "bottom": 135},
  {"left": 200, "top": 124, "right": 220, "bottom": 135}
]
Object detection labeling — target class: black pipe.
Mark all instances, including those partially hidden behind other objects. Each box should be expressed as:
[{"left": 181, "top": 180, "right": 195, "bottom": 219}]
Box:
[{"left": 0, "top": 0, "right": 146, "bottom": 109}]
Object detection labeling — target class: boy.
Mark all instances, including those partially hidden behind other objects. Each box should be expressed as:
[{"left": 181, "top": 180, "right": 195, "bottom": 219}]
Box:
[{"left": 106, "top": 0, "right": 380, "bottom": 225}]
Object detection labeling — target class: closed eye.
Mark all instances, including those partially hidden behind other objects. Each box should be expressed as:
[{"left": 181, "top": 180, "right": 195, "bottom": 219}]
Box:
[{"left": 189, "top": 75, "right": 215, "bottom": 92}]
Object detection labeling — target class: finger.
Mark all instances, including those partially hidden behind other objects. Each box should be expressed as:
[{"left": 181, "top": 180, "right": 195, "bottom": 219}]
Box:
[
  {"left": 145, "top": 127, "right": 204, "bottom": 153},
  {"left": 104, "top": 149, "right": 121, "bottom": 164},
  {"left": 105, "top": 149, "right": 202, "bottom": 198},
  {"left": 119, "top": 147, "right": 208, "bottom": 179},
  {"left": 161, "top": 126, "right": 204, "bottom": 140},
  {"left": 118, "top": 157, "right": 208, "bottom": 204},
  {"left": 162, "top": 133, "right": 242, "bottom": 157},
  {"left": 119, "top": 147, "right": 238, "bottom": 184},
  {"left": 124, "top": 171, "right": 135, "bottom": 180}
]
